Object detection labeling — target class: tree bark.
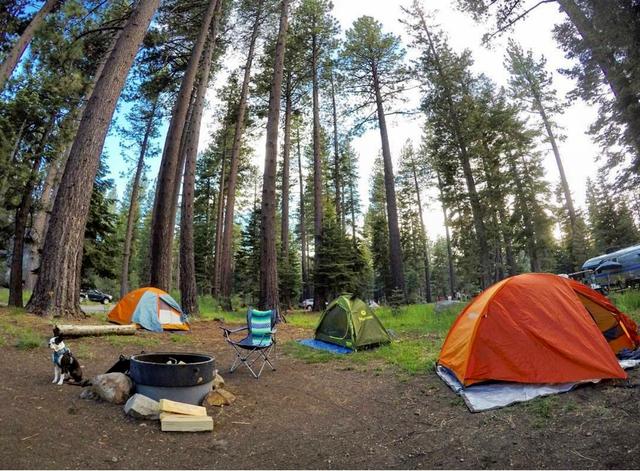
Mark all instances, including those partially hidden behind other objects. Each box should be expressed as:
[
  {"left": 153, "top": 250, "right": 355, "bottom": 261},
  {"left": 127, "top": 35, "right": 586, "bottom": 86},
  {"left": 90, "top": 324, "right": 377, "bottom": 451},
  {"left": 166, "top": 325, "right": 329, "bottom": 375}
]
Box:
[
  {"left": 534, "top": 90, "right": 577, "bottom": 234},
  {"left": 330, "top": 71, "right": 342, "bottom": 230},
  {"left": 120, "top": 96, "right": 159, "bottom": 299},
  {"left": 372, "top": 67, "right": 405, "bottom": 295},
  {"left": 311, "top": 29, "right": 324, "bottom": 311},
  {"left": 437, "top": 173, "right": 456, "bottom": 298},
  {"left": 280, "top": 80, "right": 292, "bottom": 259},
  {"left": 408, "top": 155, "right": 432, "bottom": 303},
  {"left": 150, "top": 0, "right": 218, "bottom": 291},
  {"left": 297, "top": 123, "right": 309, "bottom": 300},
  {"left": 28, "top": 27, "right": 122, "bottom": 292},
  {"left": 55, "top": 323, "right": 137, "bottom": 337},
  {"left": 259, "top": 0, "right": 289, "bottom": 311},
  {"left": 219, "top": 0, "right": 264, "bottom": 310},
  {"left": 8, "top": 119, "right": 54, "bottom": 307},
  {"left": 180, "top": 11, "right": 222, "bottom": 314},
  {"left": 25, "top": 0, "right": 159, "bottom": 318},
  {"left": 212, "top": 128, "right": 228, "bottom": 297},
  {"left": 0, "top": 0, "right": 61, "bottom": 91}
]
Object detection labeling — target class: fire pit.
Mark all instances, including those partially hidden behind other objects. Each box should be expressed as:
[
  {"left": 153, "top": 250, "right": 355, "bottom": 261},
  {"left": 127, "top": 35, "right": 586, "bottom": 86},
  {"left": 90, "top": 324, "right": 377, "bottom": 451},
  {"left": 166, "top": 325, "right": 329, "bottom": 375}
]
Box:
[{"left": 129, "top": 353, "right": 215, "bottom": 405}]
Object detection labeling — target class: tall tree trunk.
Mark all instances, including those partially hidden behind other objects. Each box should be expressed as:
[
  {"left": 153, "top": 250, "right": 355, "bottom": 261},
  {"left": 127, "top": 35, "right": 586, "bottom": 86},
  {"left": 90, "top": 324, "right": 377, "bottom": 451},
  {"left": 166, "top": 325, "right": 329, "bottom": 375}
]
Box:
[
  {"left": 372, "top": 67, "right": 405, "bottom": 295},
  {"left": 219, "top": 0, "right": 264, "bottom": 310},
  {"left": 311, "top": 29, "right": 324, "bottom": 311},
  {"left": 8, "top": 119, "right": 54, "bottom": 307},
  {"left": 120, "top": 96, "right": 159, "bottom": 299},
  {"left": 418, "top": 14, "right": 490, "bottom": 288},
  {"left": 297, "top": 123, "right": 309, "bottom": 300},
  {"left": 330, "top": 71, "right": 342, "bottom": 230},
  {"left": 29, "top": 26, "right": 122, "bottom": 292},
  {"left": 26, "top": 0, "right": 159, "bottom": 318},
  {"left": 0, "top": 0, "right": 61, "bottom": 90},
  {"left": 534, "top": 91, "right": 577, "bottom": 234},
  {"left": 180, "top": 11, "right": 221, "bottom": 314},
  {"left": 150, "top": 0, "right": 218, "bottom": 291},
  {"left": 259, "top": 0, "right": 289, "bottom": 311},
  {"left": 437, "top": 173, "right": 456, "bottom": 298},
  {"left": 212, "top": 128, "right": 228, "bottom": 297},
  {"left": 280, "top": 79, "right": 292, "bottom": 258},
  {"left": 408, "top": 156, "right": 432, "bottom": 303},
  {"left": 24, "top": 151, "right": 57, "bottom": 291}
]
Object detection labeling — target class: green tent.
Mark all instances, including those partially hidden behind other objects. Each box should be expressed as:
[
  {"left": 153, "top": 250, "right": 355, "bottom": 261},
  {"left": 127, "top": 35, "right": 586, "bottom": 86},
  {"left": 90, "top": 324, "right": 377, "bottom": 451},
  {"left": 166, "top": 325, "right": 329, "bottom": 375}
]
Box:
[{"left": 314, "top": 295, "right": 391, "bottom": 350}]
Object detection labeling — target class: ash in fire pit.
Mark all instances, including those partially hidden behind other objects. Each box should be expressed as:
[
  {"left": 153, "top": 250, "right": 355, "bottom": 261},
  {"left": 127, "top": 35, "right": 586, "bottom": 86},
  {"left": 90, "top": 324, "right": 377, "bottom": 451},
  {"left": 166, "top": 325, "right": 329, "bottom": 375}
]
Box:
[{"left": 129, "top": 353, "right": 215, "bottom": 405}]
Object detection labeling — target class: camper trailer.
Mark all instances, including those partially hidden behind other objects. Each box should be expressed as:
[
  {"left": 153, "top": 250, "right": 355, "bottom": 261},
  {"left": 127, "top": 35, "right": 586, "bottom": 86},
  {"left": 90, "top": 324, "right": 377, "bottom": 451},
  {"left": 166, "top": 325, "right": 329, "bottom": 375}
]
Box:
[{"left": 581, "top": 244, "right": 640, "bottom": 290}]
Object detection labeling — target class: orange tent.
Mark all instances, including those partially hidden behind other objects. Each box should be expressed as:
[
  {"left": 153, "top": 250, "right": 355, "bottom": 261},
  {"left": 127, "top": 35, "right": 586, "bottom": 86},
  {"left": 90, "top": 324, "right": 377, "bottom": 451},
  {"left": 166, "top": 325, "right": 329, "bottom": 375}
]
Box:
[
  {"left": 108, "top": 287, "right": 189, "bottom": 332},
  {"left": 439, "top": 273, "right": 637, "bottom": 386}
]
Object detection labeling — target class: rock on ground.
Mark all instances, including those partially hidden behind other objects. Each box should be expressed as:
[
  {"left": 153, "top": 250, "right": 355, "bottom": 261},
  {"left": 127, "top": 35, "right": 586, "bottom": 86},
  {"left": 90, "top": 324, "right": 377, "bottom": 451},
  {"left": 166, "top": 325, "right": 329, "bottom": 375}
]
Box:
[
  {"left": 203, "top": 388, "right": 236, "bottom": 407},
  {"left": 80, "top": 373, "right": 133, "bottom": 404},
  {"left": 124, "top": 394, "right": 160, "bottom": 420}
]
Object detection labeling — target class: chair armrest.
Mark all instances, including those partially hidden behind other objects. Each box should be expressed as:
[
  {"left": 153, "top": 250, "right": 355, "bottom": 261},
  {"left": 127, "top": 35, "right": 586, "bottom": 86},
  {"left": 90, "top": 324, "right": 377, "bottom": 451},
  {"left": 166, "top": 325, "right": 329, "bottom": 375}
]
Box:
[{"left": 220, "top": 325, "right": 248, "bottom": 334}]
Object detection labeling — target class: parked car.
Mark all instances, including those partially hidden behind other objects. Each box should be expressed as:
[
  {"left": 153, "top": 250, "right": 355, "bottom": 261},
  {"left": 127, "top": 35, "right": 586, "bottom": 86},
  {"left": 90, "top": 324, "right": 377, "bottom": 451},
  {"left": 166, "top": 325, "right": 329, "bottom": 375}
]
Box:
[
  {"left": 81, "top": 289, "right": 113, "bottom": 304},
  {"left": 299, "top": 298, "right": 314, "bottom": 311}
]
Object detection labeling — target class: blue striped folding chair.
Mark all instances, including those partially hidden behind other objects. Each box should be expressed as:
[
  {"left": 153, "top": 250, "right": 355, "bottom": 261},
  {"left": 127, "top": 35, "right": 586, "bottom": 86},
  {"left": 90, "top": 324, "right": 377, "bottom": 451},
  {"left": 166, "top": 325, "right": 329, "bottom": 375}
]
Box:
[{"left": 220, "top": 308, "right": 278, "bottom": 379}]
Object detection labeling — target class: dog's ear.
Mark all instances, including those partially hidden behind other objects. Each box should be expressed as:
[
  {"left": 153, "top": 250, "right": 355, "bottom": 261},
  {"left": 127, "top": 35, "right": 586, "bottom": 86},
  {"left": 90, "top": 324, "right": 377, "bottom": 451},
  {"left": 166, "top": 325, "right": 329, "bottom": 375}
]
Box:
[{"left": 53, "top": 326, "right": 61, "bottom": 337}]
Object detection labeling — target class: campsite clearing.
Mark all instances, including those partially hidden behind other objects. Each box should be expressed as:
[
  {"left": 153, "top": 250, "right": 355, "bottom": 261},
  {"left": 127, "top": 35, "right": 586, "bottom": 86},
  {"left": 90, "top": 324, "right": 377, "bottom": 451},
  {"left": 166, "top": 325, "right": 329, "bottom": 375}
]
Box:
[{"left": 0, "top": 304, "right": 639, "bottom": 469}]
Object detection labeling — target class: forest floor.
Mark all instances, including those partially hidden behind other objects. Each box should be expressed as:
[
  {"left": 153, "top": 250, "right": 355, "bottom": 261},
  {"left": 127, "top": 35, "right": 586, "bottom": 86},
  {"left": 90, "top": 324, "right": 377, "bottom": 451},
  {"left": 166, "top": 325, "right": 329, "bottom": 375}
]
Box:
[{"left": 0, "top": 305, "right": 640, "bottom": 469}]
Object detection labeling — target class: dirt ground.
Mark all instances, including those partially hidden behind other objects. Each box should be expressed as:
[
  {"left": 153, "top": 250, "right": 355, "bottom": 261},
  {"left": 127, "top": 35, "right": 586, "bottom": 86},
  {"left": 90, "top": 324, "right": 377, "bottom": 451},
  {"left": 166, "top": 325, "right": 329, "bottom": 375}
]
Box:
[{"left": 1, "top": 317, "right": 639, "bottom": 470}]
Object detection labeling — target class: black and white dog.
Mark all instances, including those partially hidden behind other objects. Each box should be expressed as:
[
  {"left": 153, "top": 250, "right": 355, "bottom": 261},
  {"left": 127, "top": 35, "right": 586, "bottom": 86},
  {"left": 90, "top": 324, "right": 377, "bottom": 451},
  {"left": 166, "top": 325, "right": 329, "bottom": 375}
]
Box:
[{"left": 49, "top": 328, "right": 83, "bottom": 385}]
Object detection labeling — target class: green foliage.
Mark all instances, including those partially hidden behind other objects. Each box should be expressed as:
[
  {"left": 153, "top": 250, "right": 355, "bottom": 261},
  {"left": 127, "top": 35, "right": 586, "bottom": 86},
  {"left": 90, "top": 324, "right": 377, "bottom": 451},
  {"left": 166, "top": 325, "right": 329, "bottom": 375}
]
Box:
[
  {"left": 15, "top": 330, "right": 41, "bottom": 350},
  {"left": 81, "top": 159, "right": 120, "bottom": 290},
  {"left": 586, "top": 173, "right": 640, "bottom": 254},
  {"left": 314, "top": 207, "right": 367, "bottom": 300},
  {"left": 364, "top": 157, "right": 391, "bottom": 300},
  {"left": 610, "top": 291, "right": 640, "bottom": 323}
]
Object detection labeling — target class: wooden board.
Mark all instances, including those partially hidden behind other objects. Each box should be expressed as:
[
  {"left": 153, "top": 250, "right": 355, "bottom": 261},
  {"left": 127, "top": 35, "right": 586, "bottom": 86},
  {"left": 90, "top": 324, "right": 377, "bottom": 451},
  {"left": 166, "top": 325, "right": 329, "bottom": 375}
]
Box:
[
  {"left": 55, "top": 324, "right": 137, "bottom": 337},
  {"left": 159, "top": 398, "right": 207, "bottom": 416},
  {"left": 161, "top": 414, "right": 213, "bottom": 432}
]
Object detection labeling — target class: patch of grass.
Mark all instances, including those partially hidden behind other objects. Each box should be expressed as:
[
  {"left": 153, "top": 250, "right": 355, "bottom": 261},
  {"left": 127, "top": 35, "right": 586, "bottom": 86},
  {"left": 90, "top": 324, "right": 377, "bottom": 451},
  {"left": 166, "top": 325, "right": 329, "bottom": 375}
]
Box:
[
  {"left": 525, "top": 396, "right": 558, "bottom": 428},
  {"left": 285, "top": 311, "right": 321, "bottom": 329},
  {"left": 73, "top": 343, "right": 96, "bottom": 360},
  {"left": 106, "top": 334, "right": 161, "bottom": 348},
  {"left": 15, "top": 330, "right": 42, "bottom": 350},
  {"left": 280, "top": 302, "right": 461, "bottom": 376},
  {"left": 359, "top": 338, "right": 443, "bottom": 375},
  {"left": 0, "top": 288, "right": 32, "bottom": 306},
  {"left": 169, "top": 333, "right": 193, "bottom": 344},
  {"left": 611, "top": 290, "right": 640, "bottom": 322}
]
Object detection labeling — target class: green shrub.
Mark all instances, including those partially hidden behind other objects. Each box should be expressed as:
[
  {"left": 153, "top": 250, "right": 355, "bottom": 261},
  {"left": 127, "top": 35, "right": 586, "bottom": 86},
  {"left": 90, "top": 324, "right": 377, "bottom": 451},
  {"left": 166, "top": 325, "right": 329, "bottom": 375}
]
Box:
[{"left": 15, "top": 331, "right": 41, "bottom": 350}]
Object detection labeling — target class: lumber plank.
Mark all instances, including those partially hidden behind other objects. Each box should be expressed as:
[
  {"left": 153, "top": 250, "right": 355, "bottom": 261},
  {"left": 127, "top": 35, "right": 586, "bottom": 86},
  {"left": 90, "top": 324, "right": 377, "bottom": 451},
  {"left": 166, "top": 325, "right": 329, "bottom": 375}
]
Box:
[
  {"left": 159, "top": 398, "right": 207, "bottom": 416},
  {"left": 161, "top": 414, "right": 213, "bottom": 432},
  {"left": 55, "top": 324, "right": 137, "bottom": 337}
]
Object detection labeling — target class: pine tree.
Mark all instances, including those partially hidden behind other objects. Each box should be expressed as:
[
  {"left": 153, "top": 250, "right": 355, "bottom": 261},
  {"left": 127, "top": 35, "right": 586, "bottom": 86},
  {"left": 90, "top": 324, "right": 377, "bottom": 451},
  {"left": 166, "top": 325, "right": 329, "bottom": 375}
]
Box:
[
  {"left": 26, "top": 0, "right": 160, "bottom": 318},
  {"left": 341, "top": 16, "right": 407, "bottom": 297}
]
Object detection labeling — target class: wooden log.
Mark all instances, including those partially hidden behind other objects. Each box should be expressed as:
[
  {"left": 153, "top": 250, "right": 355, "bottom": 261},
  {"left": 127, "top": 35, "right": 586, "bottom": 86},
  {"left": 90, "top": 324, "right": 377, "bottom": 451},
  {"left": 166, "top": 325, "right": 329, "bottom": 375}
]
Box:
[
  {"left": 161, "top": 414, "right": 213, "bottom": 432},
  {"left": 159, "top": 398, "right": 207, "bottom": 416},
  {"left": 55, "top": 324, "right": 137, "bottom": 337}
]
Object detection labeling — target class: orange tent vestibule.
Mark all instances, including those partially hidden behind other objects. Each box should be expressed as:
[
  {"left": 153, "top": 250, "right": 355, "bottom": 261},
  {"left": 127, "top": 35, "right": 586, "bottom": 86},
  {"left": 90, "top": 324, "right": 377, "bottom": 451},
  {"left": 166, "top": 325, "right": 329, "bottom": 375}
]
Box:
[{"left": 439, "top": 273, "right": 637, "bottom": 387}]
